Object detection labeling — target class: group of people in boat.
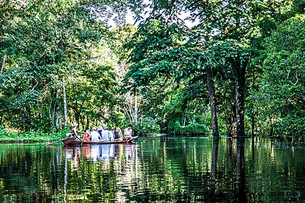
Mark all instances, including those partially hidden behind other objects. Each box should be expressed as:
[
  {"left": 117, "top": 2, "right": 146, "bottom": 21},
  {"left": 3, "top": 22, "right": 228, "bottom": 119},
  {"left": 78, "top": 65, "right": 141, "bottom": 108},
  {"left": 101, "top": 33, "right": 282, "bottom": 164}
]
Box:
[{"left": 67, "top": 122, "right": 133, "bottom": 142}]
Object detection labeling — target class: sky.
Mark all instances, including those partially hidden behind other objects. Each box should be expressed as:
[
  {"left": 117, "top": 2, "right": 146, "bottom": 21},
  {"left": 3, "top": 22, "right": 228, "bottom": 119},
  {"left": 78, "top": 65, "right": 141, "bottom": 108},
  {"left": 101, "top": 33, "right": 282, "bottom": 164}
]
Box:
[{"left": 107, "top": 8, "right": 199, "bottom": 28}]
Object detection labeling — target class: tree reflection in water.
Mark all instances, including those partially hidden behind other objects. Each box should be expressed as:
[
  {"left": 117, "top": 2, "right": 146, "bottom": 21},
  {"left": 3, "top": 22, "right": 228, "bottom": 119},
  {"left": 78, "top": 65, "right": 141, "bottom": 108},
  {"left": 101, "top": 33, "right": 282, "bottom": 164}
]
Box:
[
  {"left": 61, "top": 143, "right": 138, "bottom": 202},
  {"left": 1, "top": 137, "right": 305, "bottom": 202},
  {"left": 236, "top": 138, "right": 246, "bottom": 202},
  {"left": 208, "top": 138, "right": 219, "bottom": 202}
]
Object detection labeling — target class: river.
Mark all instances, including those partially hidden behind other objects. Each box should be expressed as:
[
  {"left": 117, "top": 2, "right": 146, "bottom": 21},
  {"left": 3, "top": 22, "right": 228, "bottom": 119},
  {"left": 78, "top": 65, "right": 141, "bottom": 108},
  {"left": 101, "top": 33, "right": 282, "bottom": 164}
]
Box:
[{"left": 0, "top": 136, "right": 304, "bottom": 202}]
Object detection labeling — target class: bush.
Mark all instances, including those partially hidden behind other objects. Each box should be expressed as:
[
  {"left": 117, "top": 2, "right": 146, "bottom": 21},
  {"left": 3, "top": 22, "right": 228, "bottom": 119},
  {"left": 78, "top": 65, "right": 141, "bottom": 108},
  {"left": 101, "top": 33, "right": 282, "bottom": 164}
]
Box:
[
  {"left": 0, "top": 126, "right": 8, "bottom": 137},
  {"left": 184, "top": 122, "right": 209, "bottom": 134},
  {"left": 168, "top": 121, "right": 209, "bottom": 136},
  {"left": 0, "top": 126, "right": 69, "bottom": 141}
]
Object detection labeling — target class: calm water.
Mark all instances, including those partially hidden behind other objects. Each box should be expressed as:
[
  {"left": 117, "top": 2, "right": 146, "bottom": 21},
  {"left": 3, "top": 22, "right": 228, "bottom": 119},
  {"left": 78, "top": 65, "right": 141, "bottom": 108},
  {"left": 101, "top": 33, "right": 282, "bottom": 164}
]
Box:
[{"left": 0, "top": 136, "right": 305, "bottom": 202}]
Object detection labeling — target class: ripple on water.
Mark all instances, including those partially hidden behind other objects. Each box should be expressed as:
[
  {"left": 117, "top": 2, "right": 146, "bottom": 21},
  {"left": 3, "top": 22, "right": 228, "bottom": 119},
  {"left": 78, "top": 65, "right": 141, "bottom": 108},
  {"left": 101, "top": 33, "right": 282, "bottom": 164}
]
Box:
[{"left": 1, "top": 139, "right": 305, "bottom": 202}]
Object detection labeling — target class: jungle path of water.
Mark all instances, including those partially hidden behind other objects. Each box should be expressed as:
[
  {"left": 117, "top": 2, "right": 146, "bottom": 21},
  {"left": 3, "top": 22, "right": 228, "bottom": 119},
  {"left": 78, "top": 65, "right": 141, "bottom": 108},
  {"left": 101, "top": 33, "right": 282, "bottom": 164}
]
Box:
[{"left": 0, "top": 136, "right": 305, "bottom": 202}]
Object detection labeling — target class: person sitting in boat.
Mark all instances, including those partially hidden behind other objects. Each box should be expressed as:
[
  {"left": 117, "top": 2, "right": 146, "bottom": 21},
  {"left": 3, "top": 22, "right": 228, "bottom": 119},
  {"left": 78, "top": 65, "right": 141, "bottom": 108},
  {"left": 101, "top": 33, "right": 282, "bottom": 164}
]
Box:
[
  {"left": 82, "top": 127, "right": 91, "bottom": 142},
  {"left": 114, "top": 127, "right": 123, "bottom": 141},
  {"left": 124, "top": 124, "right": 133, "bottom": 140},
  {"left": 97, "top": 126, "right": 103, "bottom": 137},
  {"left": 102, "top": 126, "right": 114, "bottom": 142},
  {"left": 69, "top": 122, "right": 82, "bottom": 141},
  {"left": 91, "top": 127, "right": 101, "bottom": 142}
]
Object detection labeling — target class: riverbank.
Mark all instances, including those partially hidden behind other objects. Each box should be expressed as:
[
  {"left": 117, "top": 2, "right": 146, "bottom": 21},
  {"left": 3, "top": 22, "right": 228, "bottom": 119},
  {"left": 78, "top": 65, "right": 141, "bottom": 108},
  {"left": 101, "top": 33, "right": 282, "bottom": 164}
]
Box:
[{"left": 0, "top": 127, "right": 68, "bottom": 143}]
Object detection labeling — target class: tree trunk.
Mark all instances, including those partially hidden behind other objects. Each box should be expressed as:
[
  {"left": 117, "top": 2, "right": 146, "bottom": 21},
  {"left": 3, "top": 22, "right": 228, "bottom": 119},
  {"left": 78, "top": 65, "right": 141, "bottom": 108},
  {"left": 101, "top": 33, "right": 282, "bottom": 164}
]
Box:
[
  {"left": 63, "top": 84, "right": 68, "bottom": 128},
  {"left": 74, "top": 100, "right": 80, "bottom": 126},
  {"left": 25, "top": 106, "right": 31, "bottom": 131},
  {"left": 183, "top": 114, "right": 186, "bottom": 126},
  {"left": 269, "top": 116, "right": 274, "bottom": 136},
  {"left": 206, "top": 65, "right": 219, "bottom": 137},
  {"left": 134, "top": 91, "right": 138, "bottom": 125},
  {"left": 0, "top": 54, "right": 6, "bottom": 73},
  {"left": 251, "top": 71, "right": 256, "bottom": 138},
  {"left": 251, "top": 106, "right": 255, "bottom": 138},
  {"left": 80, "top": 116, "right": 84, "bottom": 130},
  {"left": 227, "top": 113, "right": 234, "bottom": 137},
  {"left": 86, "top": 116, "right": 89, "bottom": 129},
  {"left": 56, "top": 109, "right": 62, "bottom": 129},
  {"left": 49, "top": 102, "right": 53, "bottom": 128},
  {"left": 235, "top": 62, "right": 246, "bottom": 137}
]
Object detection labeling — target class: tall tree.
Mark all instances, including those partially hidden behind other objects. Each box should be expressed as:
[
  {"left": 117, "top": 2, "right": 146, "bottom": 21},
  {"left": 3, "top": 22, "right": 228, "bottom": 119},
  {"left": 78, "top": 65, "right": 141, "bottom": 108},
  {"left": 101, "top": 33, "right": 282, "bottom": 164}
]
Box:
[
  {"left": 259, "top": 14, "right": 305, "bottom": 137},
  {"left": 126, "top": 19, "right": 216, "bottom": 133},
  {"left": 0, "top": 0, "right": 118, "bottom": 130},
  {"left": 126, "top": 0, "right": 297, "bottom": 137}
]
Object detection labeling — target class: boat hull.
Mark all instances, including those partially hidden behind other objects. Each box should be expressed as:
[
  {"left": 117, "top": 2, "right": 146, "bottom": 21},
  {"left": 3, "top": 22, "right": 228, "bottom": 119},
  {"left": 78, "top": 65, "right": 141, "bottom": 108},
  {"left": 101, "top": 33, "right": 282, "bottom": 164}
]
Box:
[{"left": 62, "top": 136, "right": 138, "bottom": 146}]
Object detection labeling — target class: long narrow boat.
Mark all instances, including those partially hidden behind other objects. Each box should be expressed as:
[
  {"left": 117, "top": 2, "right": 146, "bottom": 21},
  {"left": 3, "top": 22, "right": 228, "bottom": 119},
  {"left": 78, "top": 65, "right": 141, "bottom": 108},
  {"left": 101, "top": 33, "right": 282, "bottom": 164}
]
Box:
[{"left": 62, "top": 136, "right": 138, "bottom": 146}]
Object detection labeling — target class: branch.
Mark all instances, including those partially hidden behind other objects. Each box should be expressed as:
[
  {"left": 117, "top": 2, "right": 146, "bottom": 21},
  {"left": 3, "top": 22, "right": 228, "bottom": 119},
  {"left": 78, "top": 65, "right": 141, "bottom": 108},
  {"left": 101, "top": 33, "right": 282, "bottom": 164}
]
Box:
[
  {"left": 0, "top": 54, "right": 6, "bottom": 73},
  {"left": 287, "top": 69, "right": 298, "bottom": 85},
  {"left": 32, "top": 79, "right": 39, "bottom": 90}
]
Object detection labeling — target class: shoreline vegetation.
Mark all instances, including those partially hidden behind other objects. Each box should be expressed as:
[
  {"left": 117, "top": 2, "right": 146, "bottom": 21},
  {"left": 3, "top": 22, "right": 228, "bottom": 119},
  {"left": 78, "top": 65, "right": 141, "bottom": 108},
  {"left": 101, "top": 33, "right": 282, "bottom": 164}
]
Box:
[
  {"left": 0, "top": 127, "right": 299, "bottom": 143},
  {"left": 0, "top": 122, "right": 210, "bottom": 143},
  {"left": 0, "top": 126, "right": 68, "bottom": 143}
]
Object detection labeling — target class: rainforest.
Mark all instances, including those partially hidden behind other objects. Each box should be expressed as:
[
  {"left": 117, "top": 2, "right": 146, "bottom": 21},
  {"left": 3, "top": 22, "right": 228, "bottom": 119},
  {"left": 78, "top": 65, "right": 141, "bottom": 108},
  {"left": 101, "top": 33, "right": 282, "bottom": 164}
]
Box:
[{"left": 0, "top": 0, "right": 305, "bottom": 139}]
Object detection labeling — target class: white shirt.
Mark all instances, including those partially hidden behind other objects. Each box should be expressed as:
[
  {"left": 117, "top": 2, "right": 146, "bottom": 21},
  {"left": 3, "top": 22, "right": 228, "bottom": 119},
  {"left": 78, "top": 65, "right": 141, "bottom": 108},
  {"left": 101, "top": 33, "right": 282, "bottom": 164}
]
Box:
[
  {"left": 102, "top": 130, "right": 114, "bottom": 142},
  {"left": 124, "top": 128, "right": 132, "bottom": 137},
  {"left": 91, "top": 131, "right": 100, "bottom": 142}
]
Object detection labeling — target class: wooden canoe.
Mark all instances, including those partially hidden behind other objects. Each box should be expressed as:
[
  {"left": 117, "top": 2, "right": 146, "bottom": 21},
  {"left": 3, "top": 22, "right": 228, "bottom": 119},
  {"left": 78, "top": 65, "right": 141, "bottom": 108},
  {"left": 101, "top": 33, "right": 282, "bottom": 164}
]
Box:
[{"left": 62, "top": 136, "right": 138, "bottom": 146}]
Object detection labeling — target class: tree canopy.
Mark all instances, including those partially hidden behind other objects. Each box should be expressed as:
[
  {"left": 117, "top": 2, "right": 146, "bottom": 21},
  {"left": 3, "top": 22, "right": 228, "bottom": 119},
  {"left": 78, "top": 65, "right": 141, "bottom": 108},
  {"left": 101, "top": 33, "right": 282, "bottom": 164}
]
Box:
[{"left": 0, "top": 0, "right": 304, "bottom": 138}]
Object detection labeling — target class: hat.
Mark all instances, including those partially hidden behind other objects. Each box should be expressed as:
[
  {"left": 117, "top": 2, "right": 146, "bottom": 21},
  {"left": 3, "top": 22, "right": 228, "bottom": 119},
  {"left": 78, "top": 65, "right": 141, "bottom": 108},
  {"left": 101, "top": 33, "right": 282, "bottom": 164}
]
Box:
[
  {"left": 103, "top": 126, "right": 108, "bottom": 130},
  {"left": 92, "top": 127, "right": 97, "bottom": 131},
  {"left": 72, "top": 122, "right": 78, "bottom": 127}
]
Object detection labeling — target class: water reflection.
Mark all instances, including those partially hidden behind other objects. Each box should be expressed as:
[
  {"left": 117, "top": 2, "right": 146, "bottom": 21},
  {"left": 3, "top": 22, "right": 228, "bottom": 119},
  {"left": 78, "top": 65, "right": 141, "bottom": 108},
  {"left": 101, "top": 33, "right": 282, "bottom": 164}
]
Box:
[
  {"left": 1, "top": 138, "right": 305, "bottom": 202},
  {"left": 236, "top": 138, "right": 246, "bottom": 202},
  {"left": 65, "top": 143, "right": 133, "bottom": 159},
  {"left": 63, "top": 144, "right": 136, "bottom": 170},
  {"left": 61, "top": 143, "right": 139, "bottom": 202},
  {"left": 208, "top": 138, "right": 219, "bottom": 202}
]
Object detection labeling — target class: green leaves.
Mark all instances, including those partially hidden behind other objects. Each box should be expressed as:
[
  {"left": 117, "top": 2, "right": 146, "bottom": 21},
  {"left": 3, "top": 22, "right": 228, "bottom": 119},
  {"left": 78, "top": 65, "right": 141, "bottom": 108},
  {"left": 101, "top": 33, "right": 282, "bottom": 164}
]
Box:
[
  {"left": 258, "top": 14, "right": 305, "bottom": 136},
  {"left": 123, "top": 0, "right": 303, "bottom": 136},
  {"left": 0, "top": 0, "right": 119, "bottom": 131}
]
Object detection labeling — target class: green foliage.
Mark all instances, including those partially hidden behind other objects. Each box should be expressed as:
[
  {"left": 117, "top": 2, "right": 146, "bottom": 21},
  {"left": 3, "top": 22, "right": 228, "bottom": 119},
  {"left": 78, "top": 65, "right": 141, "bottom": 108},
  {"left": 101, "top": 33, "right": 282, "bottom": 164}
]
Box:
[
  {"left": 162, "top": 87, "right": 185, "bottom": 119},
  {"left": 0, "top": 0, "right": 120, "bottom": 131},
  {"left": 168, "top": 121, "right": 209, "bottom": 136},
  {"left": 105, "top": 111, "right": 127, "bottom": 129},
  {"left": 0, "top": 126, "right": 68, "bottom": 141},
  {"left": 1, "top": 0, "right": 305, "bottom": 138},
  {"left": 125, "top": 18, "right": 213, "bottom": 133},
  {"left": 126, "top": 19, "right": 188, "bottom": 86},
  {"left": 124, "top": 0, "right": 302, "bottom": 137},
  {"left": 111, "top": 24, "right": 137, "bottom": 62},
  {"left": 134, "top": 117, "right": 160, "bottom": 135},
  {"left": 0, "top": 126, "right": 8, "bottom": 137},
  {"left": 258, "top": 14, "right": 305, "bottom": 136}
]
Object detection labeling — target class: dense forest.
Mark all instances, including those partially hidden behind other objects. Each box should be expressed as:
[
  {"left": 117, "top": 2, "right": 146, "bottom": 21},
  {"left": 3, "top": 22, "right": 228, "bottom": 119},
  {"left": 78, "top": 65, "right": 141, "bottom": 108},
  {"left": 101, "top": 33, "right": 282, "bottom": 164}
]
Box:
[{"left": 0, "top": 0, "right": 304, "bottom": 138}]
